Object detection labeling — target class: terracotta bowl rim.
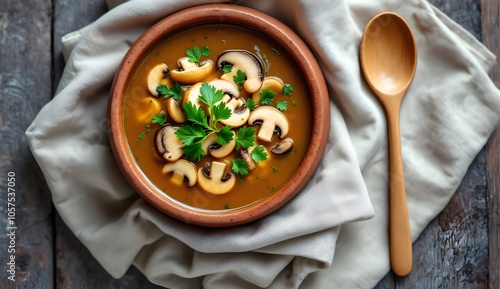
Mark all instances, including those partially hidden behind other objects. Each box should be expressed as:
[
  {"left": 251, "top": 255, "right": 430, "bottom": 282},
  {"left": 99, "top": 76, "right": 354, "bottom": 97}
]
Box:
[{"left": 109, "top": 4, "right": 330, "bottom": 227}]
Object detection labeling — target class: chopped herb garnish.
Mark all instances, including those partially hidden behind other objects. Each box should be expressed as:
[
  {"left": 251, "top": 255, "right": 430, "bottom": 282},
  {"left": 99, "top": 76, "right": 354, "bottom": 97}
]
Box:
[
  {"left": 186, "top": 46, "right": 201, "bottom": 63},
  {"left": 157, "top": 84, "right": 169, "bottom": 96},
  {"left": 251, "top": 145, "right": 268, "bottom": 163},
  {"left": 151, "top": 113, "right": 167, "bottom": 125},
  {"left": 246, "top": 98, "right": 257, "bottom": 111},
  {"left": 201, "top": 45, "right": 211, "bottom": 57},
  {"left": 186, "top": 45, "right": 210, "bottom": 63},
  {"left": 221, "top": 39, "right": 226, "bottom": 44},
  {"left": 292, "top": 100, "right": 297, "bottom": 107},
  {"left": 259, "top": 89, "right": 275, "bottom": 105},
  {"left": 224, "top": 203, "right": 230, "bottom": 209},
  {"left": 157, "top": 83, "right": 183, "bottom": 100},
  {"left": 174, "top": 83, "right": 234, "bottom": 161},
  {"left": 166, "top": 83, "right": 183, "bottom": 100},
  {"left": 222, "top": 64, "right": 233, "bottom": 74},
  {"left": 235, "top": 126, "right": 256, "bottom": 149},
  {"left": 232, "top": 158, "right": 250, "bottom": 176},
  {"left": 272, "top": 47, "right": 280, "bottom": 56},
  {"left": 271, "top": 165, "right": 278, "bottom": 172},
  {"left": 145, "top": 125, "right": 151, "bottom": 134},
  {"left": 138, "top": 133, "right": 145, "bottom": 140},
  {"left": 217, "top": 125, "right": 234, "bottom": 145},
  {"left": 276, "top": 100, "right": 288, "bottom": 111},
  {"left": 233, "top": 69, "right": 246, "bottom": 85},
  {"left": 282, "top": 84, "right": 295, "bottom": 96}
]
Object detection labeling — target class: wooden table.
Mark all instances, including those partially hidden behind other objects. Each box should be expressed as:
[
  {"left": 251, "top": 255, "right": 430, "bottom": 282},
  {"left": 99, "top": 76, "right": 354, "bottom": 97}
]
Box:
[{"left": 1, "top": 0, "right": 498, "bottom": 288}]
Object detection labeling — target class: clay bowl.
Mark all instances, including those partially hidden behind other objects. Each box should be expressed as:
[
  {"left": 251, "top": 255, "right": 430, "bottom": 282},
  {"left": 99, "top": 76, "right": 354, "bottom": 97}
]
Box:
[{"left": 109, "top": 4, "right": 329, "bottom": 227}]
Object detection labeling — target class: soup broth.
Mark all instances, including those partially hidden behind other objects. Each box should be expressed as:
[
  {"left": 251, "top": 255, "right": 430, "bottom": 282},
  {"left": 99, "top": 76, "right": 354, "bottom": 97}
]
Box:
[{"left": 123, "top": 24, "right": 312, "bottom": 210}]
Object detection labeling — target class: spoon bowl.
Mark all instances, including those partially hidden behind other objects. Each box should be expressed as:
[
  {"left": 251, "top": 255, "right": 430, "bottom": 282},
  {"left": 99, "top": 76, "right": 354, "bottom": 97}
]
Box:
[{"left": 360, "top": 12, "right": 417, "bottom": 276}]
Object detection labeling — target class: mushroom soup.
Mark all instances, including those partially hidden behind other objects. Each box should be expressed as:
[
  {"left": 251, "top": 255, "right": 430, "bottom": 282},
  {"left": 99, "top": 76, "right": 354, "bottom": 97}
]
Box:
[{"left": 123, "top": 24, "right": 312, "bottom": 210}]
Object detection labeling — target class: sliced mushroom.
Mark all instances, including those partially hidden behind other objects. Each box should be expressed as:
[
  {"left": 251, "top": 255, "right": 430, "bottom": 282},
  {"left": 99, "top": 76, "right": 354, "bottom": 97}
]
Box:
[
  {"left": 248, "top": 106, "right": 290, "bottom": 142},
  {"left": 147, "top": 63, "right": 171, "bottom": 96},
  {"left": 239, "top": 147, "right": 256, "bottom": 171},
  {"left": 217, "top": 50, "right": 264, "bottom": 93},
  {"left": 133, "top": 97, "right": 162, "bottom": 124},
  {"left": 182, "top": 82, "right": 207, "bottom": 113},
  {"left": 251, "top": 76, "right": 284, "bottom": 105},
  {"left": 170, "top": 57, "right": 213, "bottom": 84},
  {"left": 271, "top": 137, "right": 294, "bottom": 155},
  {"left": 201, "top": 131, "right": 236, "bottom": 158},
  {"left": 216, "top": 94, "right": 250, "bottom": 128},
  {"left": 198, "top": 161, "right": 236, "bottom": 195},
  {"left": 166, "top": 97, "right": 186, "bottom": 123},
  {"left": 208, "top": 79, "right": 240, "bottom": 98},
  {"left": 162, "top": 159, "right": 197, "bottom": 187},
  {"left": 154, "top": 124, "right": 185, "bottom": 162}
]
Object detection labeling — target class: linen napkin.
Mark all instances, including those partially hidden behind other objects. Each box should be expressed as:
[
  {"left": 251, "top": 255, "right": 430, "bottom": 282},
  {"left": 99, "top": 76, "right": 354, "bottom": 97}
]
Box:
[{"left": 25, "top": 0, "right": 500, "bottom": 289}]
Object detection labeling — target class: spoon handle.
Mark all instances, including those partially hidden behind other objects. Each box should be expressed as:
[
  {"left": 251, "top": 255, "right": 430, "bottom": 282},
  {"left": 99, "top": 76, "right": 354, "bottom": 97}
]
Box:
[{"left": 386, "top": 103, "right": 413, "bottom": 276}]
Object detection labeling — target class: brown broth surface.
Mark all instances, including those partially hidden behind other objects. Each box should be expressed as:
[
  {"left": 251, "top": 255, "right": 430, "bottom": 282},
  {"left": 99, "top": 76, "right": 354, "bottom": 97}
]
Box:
[{"left": 123, "top": 24, "right": 312, "bottom": 210}]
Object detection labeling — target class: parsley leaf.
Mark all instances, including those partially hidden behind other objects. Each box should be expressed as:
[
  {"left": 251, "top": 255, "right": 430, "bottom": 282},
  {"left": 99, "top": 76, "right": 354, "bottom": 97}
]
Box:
[
  {"left": 186, "top": 46, "right": 202, "bottom": 63},
  {"left": 152, "top": 114, "right": 167, "bottom": 126},
  {"left": 174, "top": 124, "right": 206, "bottom": 146},
  {"left": 251, "top": 145, "right": 268, "bottom": 163},
  {"left": 157, "top": 84, "right": 169, "bottom": 96},
  {"left": 182, "top": 141, "right": 206, "bottom": 162},
  {"left": 276, "top": 100, "right": 288, "bottom": 111},
  {"left": 217, "top": 126, "right": 233, "bottom": 145},
  {"left": 211, "top": 102, "right": 232, "bottom": 123},
  {"left": 282, "top": 84, "right": 295, "bottom": 96},
  {"left": 201, "top": 45, "right": 211, "bottom": 57},
  {"left": 235, "top": 126, "right": 256, "bottom": 149},
  {"left": 232, "top": 158, "right": 250, "bottom": 176},
  {"left": 222, "top": 64, "right": 232, "bottom": 74},
  {"left": 184, "top": 101, "right": 209, "bottom": 128},
  {"left": 166, "top": 83, "right": 183, "bottom": 100},
  {"left": 199, "top": 82, "right": 224, "bottom": 107},
  {"left": 259, "top": 89, "right": 275, "bottom": 105},
  {"left": 246, "top": 98, "right": 257, "bottom": 111},
  {"left": 233, "top": 69, "right": 246, "bottom": 85}
]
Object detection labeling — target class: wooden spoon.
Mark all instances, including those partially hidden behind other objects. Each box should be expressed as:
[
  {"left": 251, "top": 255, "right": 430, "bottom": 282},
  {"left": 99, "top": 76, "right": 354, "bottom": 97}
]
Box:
[{"left": 360, "top": 12, "right": 417, "bottom": 276}]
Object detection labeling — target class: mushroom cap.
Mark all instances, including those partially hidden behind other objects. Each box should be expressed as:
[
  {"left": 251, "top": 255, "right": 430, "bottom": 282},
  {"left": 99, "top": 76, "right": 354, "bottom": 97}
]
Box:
[
  {"left": 154, "top": 124, "right": 185, "bottom": 161},
  {"left": 251, "top": 76, "right": 284, "bottom": 105},
  {"left": 162, "top": 159, "right": 198, "bottom": 187},
  {"left": 208, "top": 79, "right": 240, "bottom": 98},
  {"left": 147, "top": 63, "right": 171, "bottom": 96},
  {"left": 197, "top": 161, "right": 236, "bottom": 195},
  {"left": 217, "top": 50, "right": 264, "bottom": 93},
  {"left": 201, "top": 130, "right": 236, "bottom": 158},
  {"left": 248, "top": 106, "right": 290, "bottom": 142},
  {"left": 270, "top": 137, "right": 294, "bottom": 155},
  {"left": 170, "top": 57, "right": 214, "bottom": 84},
  {"left": 182, "top": 82, "right": 208, "bottom": 113},
  {"left": 217, "top": 95, "right": 250, "bottom": 128},
  {"left": 133, "top": 97, "right": 162, "bottom": 124},
  {"left": 166, "top": 97, "right": 187, "bottom": 123}
]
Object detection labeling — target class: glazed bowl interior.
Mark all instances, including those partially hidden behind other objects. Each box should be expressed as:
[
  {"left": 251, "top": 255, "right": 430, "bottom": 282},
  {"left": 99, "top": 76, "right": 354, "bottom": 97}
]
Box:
[{"left": 109, "top": 4, "right": 329, "bottom": 227}]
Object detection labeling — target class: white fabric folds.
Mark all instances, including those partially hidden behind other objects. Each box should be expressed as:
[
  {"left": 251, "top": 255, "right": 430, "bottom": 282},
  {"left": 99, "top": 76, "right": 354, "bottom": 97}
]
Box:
[{"left": 26, "top": 0, "right": 499, "bottom": 288}]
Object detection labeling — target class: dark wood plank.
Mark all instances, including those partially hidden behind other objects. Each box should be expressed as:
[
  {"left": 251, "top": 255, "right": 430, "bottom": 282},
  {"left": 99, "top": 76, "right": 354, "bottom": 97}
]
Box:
[
  {"left": 52, "top": 0, "right": 108, "bottom": 92},
  {"left": 52, "top": 1, "right": 164, "bottom": 287},
  {"left": 0, "top": 0, "right": 54, "bottom": 287},
  {"left": 481, "top": 1, "right": 500, "bottom": 288}
]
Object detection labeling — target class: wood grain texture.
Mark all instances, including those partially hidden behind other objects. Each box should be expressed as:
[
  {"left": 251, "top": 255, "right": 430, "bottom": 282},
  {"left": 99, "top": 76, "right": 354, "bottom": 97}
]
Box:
[
  {"left": 481, "top": 1, "right": 500, "bottom": 289},
  {"left": 0, "top": 0, "right": 54, "bottom": 288},
  {"left": 52, "top": 0, "right": 164, "bottom": 288}
]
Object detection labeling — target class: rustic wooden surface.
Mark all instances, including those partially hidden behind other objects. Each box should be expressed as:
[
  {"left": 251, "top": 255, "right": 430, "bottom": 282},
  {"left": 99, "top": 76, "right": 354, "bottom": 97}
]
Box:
[{"left": 0, "top": 0, "right": 498, "bottom": 288}]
